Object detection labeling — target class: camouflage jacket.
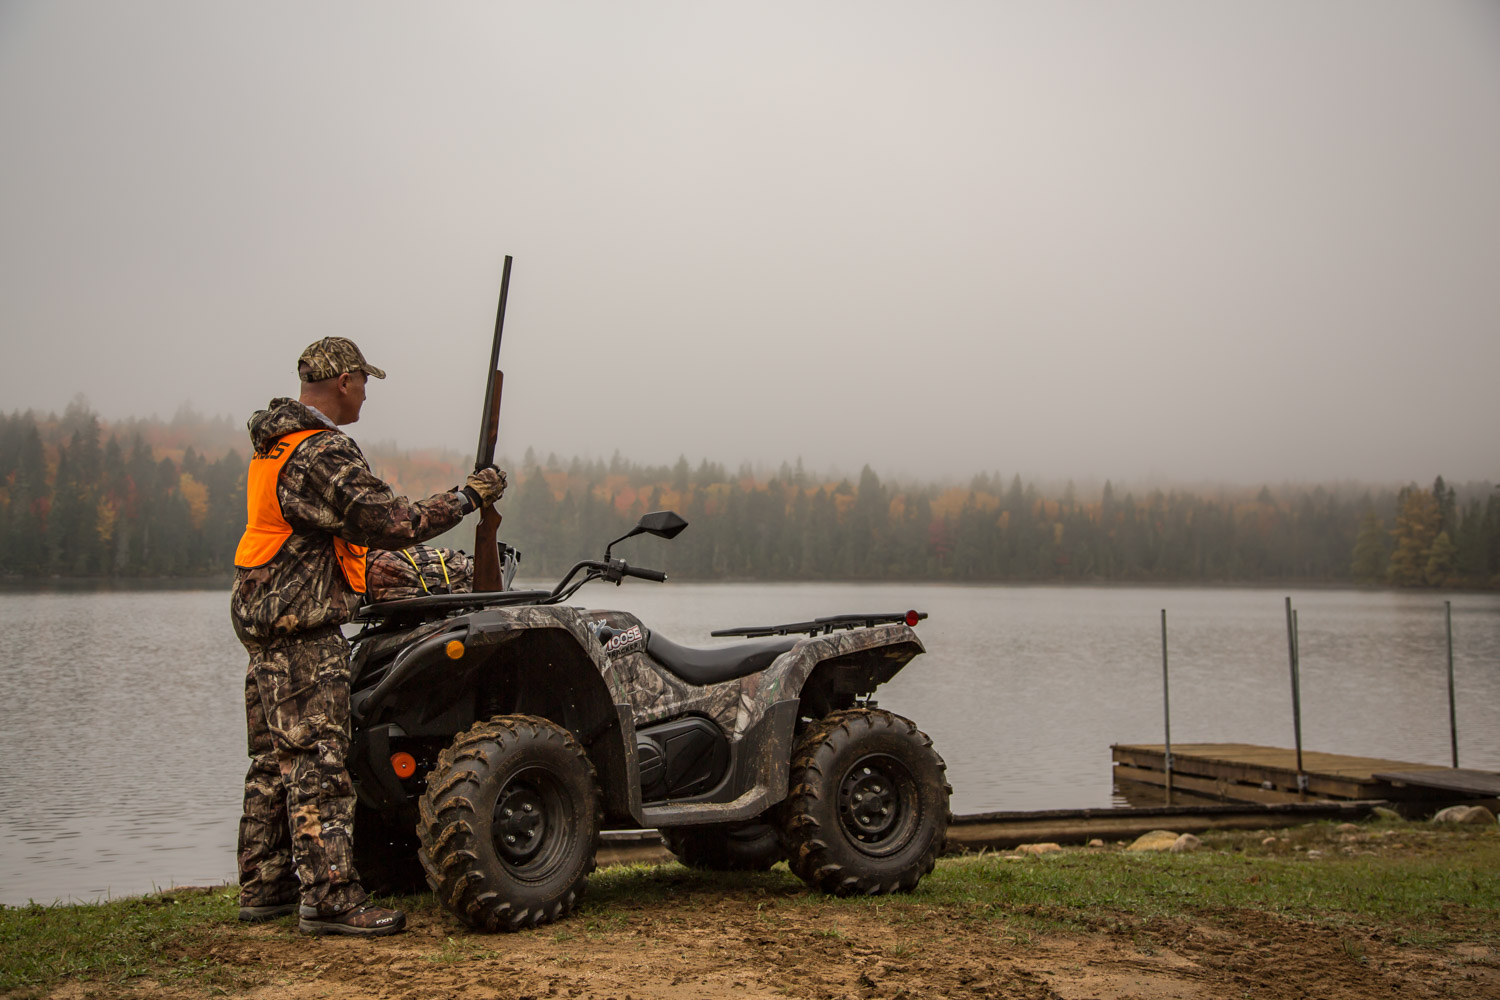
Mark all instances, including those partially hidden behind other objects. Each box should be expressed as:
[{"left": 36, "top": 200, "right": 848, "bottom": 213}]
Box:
[{"left": 230, "top": 398, "right": 469, "bottom": 640}]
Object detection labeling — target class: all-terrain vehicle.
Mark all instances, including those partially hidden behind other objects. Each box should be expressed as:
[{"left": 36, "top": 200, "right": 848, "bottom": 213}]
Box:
[{"left": 346, "top": 511, "right": 950, "bottom": 932}]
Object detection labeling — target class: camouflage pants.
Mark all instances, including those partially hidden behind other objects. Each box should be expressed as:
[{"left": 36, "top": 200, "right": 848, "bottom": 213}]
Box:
[{"left": 237, "top": 626, "right": 366, "bottom": 916}]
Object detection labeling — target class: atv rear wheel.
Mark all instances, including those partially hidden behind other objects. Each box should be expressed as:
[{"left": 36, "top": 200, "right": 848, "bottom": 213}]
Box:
[
  {"left": 417, "top": 715, "right": 601, "bottom": 932},
  {"left": 661, "top": 817, "right": 783, "bottom": 871},
  {"left": 781, "top": 709, "right": 950, "bottom": 896}
]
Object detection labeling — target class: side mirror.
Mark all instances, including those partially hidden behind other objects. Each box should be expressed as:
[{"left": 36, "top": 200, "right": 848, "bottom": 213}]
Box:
[
  {"left": 604, "top": 510, "right": 688, "bottom": 560},
  {"left": 635, "top": 510, "right": 688, "bottom": 540}
]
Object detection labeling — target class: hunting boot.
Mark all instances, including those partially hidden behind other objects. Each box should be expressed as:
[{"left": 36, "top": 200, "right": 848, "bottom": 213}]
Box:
[{"left": 298, "top": 901, "right": 407, "bottom": 937}]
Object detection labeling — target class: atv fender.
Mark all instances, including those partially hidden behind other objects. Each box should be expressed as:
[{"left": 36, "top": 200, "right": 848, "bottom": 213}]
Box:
[
  {"left": 781, "top": 625, "right": 926, "bottom": 721},
  {"left": 352, "top": 605, "right": 645, "bottom": 825}
]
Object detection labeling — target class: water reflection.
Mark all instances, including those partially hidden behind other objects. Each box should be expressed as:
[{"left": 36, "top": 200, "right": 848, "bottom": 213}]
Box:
[{"left": 0, "top": 584, "right": 1495, "bottom": 906}]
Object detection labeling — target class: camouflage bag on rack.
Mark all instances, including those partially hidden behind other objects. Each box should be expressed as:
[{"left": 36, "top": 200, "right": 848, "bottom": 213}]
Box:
[{"left": 365, "top": 545, "right": 474, "bottom": 602}]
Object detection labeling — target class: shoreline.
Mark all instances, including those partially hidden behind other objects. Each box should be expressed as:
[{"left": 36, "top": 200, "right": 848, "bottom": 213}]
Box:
[{"left": 4, "top": 818, "right": 1495, "bottom": 1000}]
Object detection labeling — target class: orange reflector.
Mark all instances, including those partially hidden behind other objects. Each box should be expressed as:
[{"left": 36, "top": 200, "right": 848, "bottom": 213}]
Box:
[
  {"left": 390, "top": 752, "right": 417, "bottom": 779},
  {"left": 445, "top": 639, "right": 465, "bottom": 660}
]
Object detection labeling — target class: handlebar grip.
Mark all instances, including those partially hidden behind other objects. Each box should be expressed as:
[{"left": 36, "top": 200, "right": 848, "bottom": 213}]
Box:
[{"left": 625, "top": 565, "right": 668, "bottom": 583}]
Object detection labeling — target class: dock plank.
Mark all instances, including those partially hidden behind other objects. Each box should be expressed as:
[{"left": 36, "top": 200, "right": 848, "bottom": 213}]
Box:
[
  {"left": 1115, "top": 743, "right": 1449, "bottom": 782},
  {"left": 1373, "top": 769, "right": 1500, "bottom": 798},
  {"left": 1115, "top": 764, "right": 1309, "bottom": 805},
  {"left": 1111, "top": 742, "right": 1458, "bottom": 806}
]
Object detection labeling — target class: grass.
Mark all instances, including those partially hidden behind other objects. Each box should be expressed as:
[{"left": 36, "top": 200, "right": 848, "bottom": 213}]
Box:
[
  {"left": 3, "top": 819, "right": 1495, "bottom": 997},
  {"left": 574, "top": 819, "right": 1500, "bottom": 946},
  {"left": 0, "top": 887, "right": 252, "bottom": 997},
  {"left": 922, "top": 837, "right": 1499, "bottom": 939}
]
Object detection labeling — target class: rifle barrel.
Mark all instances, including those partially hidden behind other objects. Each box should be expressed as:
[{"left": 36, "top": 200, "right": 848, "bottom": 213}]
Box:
[{"left": 475, "top": 254, "right": 513, "bottom": 470}]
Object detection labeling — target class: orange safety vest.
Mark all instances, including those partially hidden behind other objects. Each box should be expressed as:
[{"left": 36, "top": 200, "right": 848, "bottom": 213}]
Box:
[{"left": 233, "top": 428, "right": 368, "bottom": 593}]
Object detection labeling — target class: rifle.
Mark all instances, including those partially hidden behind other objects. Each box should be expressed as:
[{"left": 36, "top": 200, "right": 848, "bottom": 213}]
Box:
[{"left": 471, "top": 255, "right": 512, "bottom": 592}]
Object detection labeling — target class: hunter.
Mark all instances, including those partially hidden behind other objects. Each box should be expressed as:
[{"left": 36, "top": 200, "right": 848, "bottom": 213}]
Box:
[{"left": 230, "top": 337, "right": 505, "bottom": 936}]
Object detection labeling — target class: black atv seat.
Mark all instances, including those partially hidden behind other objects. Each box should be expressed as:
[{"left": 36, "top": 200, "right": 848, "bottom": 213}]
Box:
[{"left": 644, "top": 630, "right": 801, "bottom": 687}]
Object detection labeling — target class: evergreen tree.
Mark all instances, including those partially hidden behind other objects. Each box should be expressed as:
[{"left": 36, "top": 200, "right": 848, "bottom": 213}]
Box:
[
  {"left": 1387, "top": 486, "right": 1441, "bottom": 587},
  {"left": 1350, "top": 510, "right": 1387, "bottom": 583},
  {"left": 50, "top": 423, "right": 104, "bottom": 574},
  {"left": 1424, "top": 531, "right": 1457, "bottom": 587},
  {"left": 1432, "top": 475, "right": 1457, "bottom": 537},
  {"left": 1482, "top": 492, "right": 1500, "bottom": 586},
  {"left": 0, "top": 416, "right": 48, "bottom": 574},
  {"left": 850, "top": 465, "right": 886, "bottom": 576},
  {"left": 508, "top": 466, "right": 559, "bottom": 573}
]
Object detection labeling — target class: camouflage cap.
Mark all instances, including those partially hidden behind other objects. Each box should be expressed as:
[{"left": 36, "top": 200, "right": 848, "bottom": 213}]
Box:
[{"left": 297, "top": 337, "right": 387, "bottom": 382}]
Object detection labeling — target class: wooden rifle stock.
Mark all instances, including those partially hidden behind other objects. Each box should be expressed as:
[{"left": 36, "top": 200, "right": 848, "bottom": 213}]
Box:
[{"left": 472, "top": 256, "right": 512, "bottom": 593}]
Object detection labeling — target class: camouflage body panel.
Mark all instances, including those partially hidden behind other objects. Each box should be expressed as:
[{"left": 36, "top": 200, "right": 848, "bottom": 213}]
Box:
[
  {"left": 458, "top": 604, "right": 634, "bottom": 708},
  {"left": 231, "top": 398, "right": 469, "bottom": 639},
  {"left": 578, "top": 610, "right": 924, "bottom": 738},
  {"left": 732, "top": 623, "right": 921, "bottom": 728},
  {"left": 238, "top": 626, "right": 366, "bottom": 915},
  {"left": 350, "top": 603, "right": 923, "bottom": 825},
  {"left": 583, "top": 609, "right": 728, "bottom": 726},
  {"left": 358, "top": 602, "right": 922, "bottom": 739},
  {"left": 365, "top": 545, "right": 474, "bottom": 602}
]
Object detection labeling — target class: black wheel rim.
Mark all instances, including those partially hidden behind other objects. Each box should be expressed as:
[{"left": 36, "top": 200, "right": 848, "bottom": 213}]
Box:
[
  {"left": 836, "top": 753, "right": 919, "bottom": 857},
  {"left": 491, "top": 765, "right": 574, "bottom": 881}
]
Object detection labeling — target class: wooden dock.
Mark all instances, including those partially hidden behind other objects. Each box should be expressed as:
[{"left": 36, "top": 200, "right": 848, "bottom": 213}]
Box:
[
  {"left": 1110, "top": 742, "right": 1492, "bottom": 809},
  {"left": 1373, "top": 769, "right": 1500, "bottom": 799},
  {"left": 591, "top": 745, "right": 1498, "bottom": 871}
]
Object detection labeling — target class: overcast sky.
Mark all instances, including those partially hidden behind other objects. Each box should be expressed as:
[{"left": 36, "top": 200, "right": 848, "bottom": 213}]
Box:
[{"left": 1, "top": 2, "right": 1496, "bottom": 485}]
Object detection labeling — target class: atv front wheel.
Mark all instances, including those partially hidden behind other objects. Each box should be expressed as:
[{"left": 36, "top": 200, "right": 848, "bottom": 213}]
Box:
[
  {"left": 781, "top": 709, "right": 950, "bottom": 896},
  {"left": 661, "top": 817, "right": 783, "bottom": 871},
  {"left": 417, "top": 715, "right": 601, "bottom": 931}
]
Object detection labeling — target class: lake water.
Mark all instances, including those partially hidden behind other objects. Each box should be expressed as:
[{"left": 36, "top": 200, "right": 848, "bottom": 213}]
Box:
[{"left": 2, "top": 582, "right": 1496, "bottom": 906}]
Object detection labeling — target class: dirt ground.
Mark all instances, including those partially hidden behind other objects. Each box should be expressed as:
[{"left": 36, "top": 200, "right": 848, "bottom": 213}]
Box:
[{"left": 45, "top": 872, "right": 1498, "bottom": 1000}]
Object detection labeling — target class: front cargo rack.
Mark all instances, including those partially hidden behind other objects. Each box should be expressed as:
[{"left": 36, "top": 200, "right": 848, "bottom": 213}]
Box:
[
  {"left": 710, "top": 611, "right": 926, "bottom": 639},
  {"left": 354, "top": 589, "right": 552, "bottom": 624}
]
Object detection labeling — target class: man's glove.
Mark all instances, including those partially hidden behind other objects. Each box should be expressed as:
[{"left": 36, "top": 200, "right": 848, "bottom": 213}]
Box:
[{"left": 461, "top": 466, "right": 507, "bottom": 511}]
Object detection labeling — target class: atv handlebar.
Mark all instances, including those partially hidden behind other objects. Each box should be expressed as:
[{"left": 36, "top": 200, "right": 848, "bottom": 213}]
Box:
[
  {"left": 360, "top": 514, "right": 679, "bottom": 623},
  {"left": 547, "top": 557, "right": 668, "bottom": 603}
]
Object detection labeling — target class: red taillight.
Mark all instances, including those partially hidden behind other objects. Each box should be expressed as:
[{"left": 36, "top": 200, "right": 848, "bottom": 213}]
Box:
[
  {"left": 390, "top": 752, "right": 417, "bottom": 779},
  {"left": 905, "top": 610, "right": 920, "bottom": 627}
]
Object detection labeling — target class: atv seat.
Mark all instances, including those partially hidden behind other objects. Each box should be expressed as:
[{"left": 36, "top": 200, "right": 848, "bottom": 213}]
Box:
[{"left": 645, "top": 630, "right": 801, "bottom": 687}]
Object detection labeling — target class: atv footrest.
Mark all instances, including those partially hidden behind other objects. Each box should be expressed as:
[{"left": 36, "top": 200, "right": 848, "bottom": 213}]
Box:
[{"left": 642, "top": 784, "right": 771, "bottom": 828}]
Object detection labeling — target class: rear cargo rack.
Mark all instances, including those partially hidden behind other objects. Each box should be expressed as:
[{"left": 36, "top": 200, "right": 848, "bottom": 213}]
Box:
[{"left": 710, "top": 611, "right": 926, "bottom": 638}]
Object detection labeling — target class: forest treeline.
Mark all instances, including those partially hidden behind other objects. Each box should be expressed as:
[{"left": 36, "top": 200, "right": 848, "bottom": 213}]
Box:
[{"left": 1, "top": 403, "right": 1496, "bottom": 588}]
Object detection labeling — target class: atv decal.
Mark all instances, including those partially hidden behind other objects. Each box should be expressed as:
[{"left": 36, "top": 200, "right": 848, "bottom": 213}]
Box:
[{"left": 603, "top": 624, "right": 645, "bottom": 657}]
